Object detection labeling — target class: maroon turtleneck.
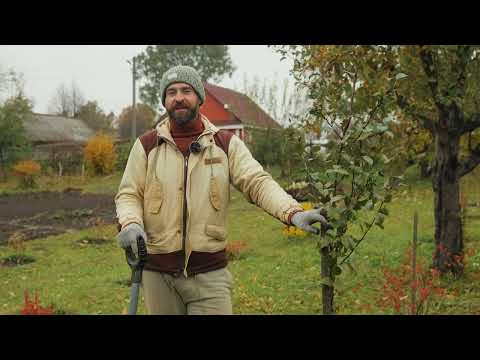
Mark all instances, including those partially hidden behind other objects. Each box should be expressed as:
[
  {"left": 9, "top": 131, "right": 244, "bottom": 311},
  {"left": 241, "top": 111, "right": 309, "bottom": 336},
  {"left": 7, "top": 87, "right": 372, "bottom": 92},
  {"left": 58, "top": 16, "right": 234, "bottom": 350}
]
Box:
[
  {"left": 169, "top": 113, "right": 204, "bottom": 156},
  {"left": 144, "top": 113, "right": 228, "bottom": 277}
]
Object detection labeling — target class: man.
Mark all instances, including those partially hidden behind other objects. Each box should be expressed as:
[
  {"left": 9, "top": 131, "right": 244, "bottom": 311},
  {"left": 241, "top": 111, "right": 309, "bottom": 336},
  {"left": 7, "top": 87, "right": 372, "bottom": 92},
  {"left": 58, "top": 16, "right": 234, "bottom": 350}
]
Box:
[{"left": 115, "top": 65, "right": 328, "bottom": 315}]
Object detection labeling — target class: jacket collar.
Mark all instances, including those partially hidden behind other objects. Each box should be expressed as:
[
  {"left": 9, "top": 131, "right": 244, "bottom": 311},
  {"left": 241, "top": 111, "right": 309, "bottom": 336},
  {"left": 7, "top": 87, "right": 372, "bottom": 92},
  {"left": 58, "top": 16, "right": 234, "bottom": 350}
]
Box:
[{"left": 156, "top": 114, "right": 219, "bottom": 148}]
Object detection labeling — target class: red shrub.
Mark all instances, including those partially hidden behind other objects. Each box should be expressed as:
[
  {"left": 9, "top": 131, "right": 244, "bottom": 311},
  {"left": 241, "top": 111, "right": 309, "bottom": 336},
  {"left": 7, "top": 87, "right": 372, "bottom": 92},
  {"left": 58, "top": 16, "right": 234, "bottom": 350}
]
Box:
[{"left": 21, "top": 290, "right": 55, "bottom": 315}]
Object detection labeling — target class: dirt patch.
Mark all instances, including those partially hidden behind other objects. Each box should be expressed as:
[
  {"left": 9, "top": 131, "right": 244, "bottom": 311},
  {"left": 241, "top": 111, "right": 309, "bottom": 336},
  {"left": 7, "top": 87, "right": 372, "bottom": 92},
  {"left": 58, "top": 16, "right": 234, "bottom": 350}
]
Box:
[
  {"left": 0, "top": 254, "right": 36, "bottom": 267},
  {"left": 0, "top": 188, "right": 116, "bottom": 244}
]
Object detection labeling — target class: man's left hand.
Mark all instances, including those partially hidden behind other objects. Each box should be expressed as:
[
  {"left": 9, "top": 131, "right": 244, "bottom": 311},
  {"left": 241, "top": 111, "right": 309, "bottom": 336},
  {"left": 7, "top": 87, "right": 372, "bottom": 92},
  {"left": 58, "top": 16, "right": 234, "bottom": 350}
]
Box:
[{"left": 291, "top": 209, "right": 332, "bottom": 235}]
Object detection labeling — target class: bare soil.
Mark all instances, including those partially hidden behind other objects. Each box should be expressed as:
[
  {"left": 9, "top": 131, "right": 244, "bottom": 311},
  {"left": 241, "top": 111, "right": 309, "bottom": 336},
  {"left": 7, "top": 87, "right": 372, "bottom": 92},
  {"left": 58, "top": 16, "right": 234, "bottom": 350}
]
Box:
[{"left": 0, "top": 188, "right": 116, "bottom": 245}]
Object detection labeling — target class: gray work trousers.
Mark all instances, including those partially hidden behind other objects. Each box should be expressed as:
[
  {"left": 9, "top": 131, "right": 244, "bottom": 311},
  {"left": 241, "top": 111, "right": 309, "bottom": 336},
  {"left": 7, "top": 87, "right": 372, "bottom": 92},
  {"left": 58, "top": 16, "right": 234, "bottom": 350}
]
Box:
[{"left": 141, "top": 267, "right": 234, "bottom": 315}]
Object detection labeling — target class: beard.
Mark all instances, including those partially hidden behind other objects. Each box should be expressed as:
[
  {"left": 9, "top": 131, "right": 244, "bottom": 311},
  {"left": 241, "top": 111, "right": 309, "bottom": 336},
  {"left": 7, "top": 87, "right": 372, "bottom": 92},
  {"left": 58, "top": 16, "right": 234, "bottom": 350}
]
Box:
[{"left": 167, "top": 102, "right": 199, "bottom": 126}]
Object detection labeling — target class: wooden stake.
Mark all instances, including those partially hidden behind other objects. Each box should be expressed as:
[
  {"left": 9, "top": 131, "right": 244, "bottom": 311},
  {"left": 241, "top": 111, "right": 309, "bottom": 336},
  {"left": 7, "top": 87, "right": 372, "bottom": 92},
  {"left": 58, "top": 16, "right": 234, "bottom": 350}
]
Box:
[{"left": 411, "top": 211, "right": 418, "bottom": 315}]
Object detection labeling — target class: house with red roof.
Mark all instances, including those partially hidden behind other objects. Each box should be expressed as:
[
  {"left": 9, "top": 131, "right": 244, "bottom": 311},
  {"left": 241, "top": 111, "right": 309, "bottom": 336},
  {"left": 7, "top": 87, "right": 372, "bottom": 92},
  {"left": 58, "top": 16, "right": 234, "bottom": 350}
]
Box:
[{"left": 200, "top": 82, "right": 282, "bottom": 141}]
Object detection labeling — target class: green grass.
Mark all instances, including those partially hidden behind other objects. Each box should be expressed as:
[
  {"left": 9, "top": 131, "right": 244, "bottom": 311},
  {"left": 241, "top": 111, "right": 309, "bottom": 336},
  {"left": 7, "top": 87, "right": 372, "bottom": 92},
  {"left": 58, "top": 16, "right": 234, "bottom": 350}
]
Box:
[{"left": 1, "top": 167, "right": 479, "bottom": 315}]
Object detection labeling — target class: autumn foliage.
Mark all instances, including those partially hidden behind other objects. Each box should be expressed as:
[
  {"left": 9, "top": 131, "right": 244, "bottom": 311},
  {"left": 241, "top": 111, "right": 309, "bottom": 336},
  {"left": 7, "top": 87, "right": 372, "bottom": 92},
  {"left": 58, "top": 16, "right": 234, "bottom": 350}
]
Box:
[
  {"left": 84, "top": 133, "right": 117, "bottom": 175},
  {"left": 226, "top": 240, "right": 249, "bottom": 261},
  {"left": 12, "top": 159, "right": 41, "bottom": 188},
  {"left": 377, "top": 248, "right": 447, "bottom": 315}
]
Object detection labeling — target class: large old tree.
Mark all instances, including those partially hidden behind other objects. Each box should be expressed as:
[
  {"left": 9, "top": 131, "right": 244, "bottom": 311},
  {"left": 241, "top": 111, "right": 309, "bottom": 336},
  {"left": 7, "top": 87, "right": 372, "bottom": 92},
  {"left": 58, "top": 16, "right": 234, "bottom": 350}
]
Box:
[
  {"left": 135, "top": 45, "right": 236, "bottom": 110},
  {"left": 395, "top": 46, "right": 480, "bottom": 275}
]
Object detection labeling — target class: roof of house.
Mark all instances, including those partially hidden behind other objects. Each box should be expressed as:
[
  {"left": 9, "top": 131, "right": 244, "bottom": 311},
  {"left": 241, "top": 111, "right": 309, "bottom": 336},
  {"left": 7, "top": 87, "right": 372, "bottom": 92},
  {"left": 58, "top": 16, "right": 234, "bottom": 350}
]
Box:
[
  {"left": 203, "top": 82, "right": 282, "bottom": 129},
  {"left": 24, "top": 113, "right": 95, "bottom": 144}
]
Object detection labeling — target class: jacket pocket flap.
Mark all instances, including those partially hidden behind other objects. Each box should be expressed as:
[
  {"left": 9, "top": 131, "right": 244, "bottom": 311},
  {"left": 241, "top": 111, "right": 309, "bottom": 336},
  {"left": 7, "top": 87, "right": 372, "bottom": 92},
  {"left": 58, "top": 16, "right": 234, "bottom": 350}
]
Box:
[
  {"left": 205, "top": 225, "right": 227, "bottom": 241},
  {"left": 209, "top": 176, "right": 221, "bottom": 211}
]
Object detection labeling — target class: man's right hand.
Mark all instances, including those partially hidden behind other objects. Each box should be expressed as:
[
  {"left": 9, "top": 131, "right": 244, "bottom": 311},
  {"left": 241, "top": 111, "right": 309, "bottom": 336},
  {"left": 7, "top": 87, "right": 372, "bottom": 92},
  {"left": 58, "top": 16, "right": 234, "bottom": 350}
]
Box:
[{"left": 117, "top": 223, "right": 147, "bottom": 256}]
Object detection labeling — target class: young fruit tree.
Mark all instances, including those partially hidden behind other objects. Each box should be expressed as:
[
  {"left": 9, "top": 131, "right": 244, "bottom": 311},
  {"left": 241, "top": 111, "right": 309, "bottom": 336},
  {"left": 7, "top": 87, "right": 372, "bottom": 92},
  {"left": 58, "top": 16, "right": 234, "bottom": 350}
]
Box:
[
  {"left": 277, "top": 45, "right": 404, "bottom": 314},
  {"left": 283, "top": 45, "right": 480, "bottom": 282}
]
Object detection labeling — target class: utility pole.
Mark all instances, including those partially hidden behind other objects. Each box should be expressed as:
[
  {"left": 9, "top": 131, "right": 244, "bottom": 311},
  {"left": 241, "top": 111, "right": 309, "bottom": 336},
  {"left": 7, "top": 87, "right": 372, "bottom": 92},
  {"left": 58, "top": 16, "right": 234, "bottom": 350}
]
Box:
[{"left": 132, "top": 56, "right": 137, "bottom": 141}]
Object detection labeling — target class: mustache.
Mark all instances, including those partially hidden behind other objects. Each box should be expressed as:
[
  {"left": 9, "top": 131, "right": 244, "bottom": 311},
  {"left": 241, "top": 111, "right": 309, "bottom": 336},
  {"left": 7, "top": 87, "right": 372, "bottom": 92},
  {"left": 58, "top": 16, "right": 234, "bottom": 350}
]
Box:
[{"left": 174, "top": 104, "right": 189, "bottom": 109}]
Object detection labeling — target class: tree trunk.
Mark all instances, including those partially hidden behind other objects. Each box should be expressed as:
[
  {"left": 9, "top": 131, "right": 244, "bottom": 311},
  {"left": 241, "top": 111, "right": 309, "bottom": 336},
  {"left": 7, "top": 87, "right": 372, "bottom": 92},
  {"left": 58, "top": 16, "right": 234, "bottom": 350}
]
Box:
[
  {"left": 431, "top": 129, "right": 464, "bottom": 276},
  {"left": 321, "top": 248, "right": 335, "bottom": 314},
  {"left": 320, "top": 226, "right": 335, "bottom": 314}
]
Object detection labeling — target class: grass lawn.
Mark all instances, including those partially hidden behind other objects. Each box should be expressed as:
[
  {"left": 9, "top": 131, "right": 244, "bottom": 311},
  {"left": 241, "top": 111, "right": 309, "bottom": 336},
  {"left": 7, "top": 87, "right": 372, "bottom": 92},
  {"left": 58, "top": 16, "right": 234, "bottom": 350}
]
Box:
[{"left": 0, "top": 167, "right": 479, "bottom": 315}]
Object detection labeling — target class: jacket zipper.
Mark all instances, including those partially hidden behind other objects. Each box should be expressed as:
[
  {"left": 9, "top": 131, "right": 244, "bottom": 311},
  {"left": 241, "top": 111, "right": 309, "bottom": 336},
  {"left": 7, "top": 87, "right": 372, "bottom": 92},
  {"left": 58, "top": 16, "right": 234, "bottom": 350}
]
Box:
[{"left": 182, "top": 153, "right": 189, "bottom": 278}]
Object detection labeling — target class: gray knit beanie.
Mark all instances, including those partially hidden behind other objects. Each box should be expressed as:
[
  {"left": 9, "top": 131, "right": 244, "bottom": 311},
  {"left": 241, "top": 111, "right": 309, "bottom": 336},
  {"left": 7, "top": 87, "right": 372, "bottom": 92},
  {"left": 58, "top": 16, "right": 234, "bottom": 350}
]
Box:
[{"left": 160, "top": 65, "right": 205, "bottom": 106}]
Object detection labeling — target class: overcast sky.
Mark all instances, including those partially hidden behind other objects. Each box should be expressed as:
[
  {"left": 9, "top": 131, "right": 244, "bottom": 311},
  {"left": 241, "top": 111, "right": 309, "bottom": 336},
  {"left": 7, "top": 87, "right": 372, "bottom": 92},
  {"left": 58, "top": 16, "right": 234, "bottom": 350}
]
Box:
[{"left": 0, "top": 45, "right": 294, "bottom": 115}]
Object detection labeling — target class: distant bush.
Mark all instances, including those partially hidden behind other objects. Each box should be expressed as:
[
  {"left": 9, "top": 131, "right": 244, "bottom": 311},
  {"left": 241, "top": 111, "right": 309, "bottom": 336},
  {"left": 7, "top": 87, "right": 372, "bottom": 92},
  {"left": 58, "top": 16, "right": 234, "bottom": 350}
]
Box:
[
  {"left": 12, "top": 159, "right": 41, "bottom": 188},
  {"left": 84, "top": 134, "right": 117, "bottom": 175}
]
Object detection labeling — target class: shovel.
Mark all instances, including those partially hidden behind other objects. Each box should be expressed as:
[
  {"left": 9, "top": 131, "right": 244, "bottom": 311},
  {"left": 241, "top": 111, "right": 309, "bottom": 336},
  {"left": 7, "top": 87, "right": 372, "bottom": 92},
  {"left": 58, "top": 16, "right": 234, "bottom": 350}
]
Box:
[{"left": 124, "top": 236, "right": 147, "bottom": 315}]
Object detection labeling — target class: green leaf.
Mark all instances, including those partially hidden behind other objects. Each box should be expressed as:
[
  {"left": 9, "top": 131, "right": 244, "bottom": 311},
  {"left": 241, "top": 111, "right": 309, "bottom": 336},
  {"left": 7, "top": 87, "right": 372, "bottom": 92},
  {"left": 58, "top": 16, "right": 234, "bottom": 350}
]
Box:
[
  {"left": 375, "top": 213, "right": 385, "bottom": 228},
  {"left": 396, "top": 73, "right": 408, "bottom": 80},
  {"left": 381, "top": 154, "right": 391, "bottom": 164},
  {"left": 343, "top": 261, "right": 356, "bottom": 274},
  {"left": 330, "top": 195, "right": 345, "bottom": 204},
  {"left": 341, "top": 235, "right": 356, "bottom": 250},
  {"left": 318, "top": 236, "right": 332, "bottom": 250},
  {"left": 362, "top": 156, "right": 373, "bottom": 166},
  {"left": 326, "top": 168, "right": 350, "bottom": 176},
  {"left": 319, "top": 277, "right": 334, "bottom": 287},
  {"left": 379, "top": 207, "right": 389, "bottom": 216},
  {"left": 364, "top": 200, "right": 374, "bottom": 211},
  {"left": 342, "top": 154, "right": 353, "bottom": 163}
]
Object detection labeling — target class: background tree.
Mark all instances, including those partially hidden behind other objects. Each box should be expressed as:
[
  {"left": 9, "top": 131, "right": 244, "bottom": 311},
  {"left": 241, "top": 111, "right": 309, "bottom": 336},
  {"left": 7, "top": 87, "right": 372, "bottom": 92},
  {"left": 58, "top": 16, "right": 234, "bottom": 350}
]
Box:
[
  {"left": 70, "top": 81, "right": 85, "bottom": 117},
  {"left": 0, "top": 95, "right": 33, "bottom": 180},
  {"left": 117, "top": 103, "right": 155, "bottom": 139},
  {"left": 135, "top": 45, "right": 236, "bottom": 110},
  {"left": 236, "top": 72, "right": 312, "bottom": 128},
  {"left": 48, "top": 81, "right": 85, "bottom": 117},
  {"left": 392, "top": 45, "right": 480, "bottom": 276},
  {"left": 76, "top": 101, "right": 113, "bottom": 133}
]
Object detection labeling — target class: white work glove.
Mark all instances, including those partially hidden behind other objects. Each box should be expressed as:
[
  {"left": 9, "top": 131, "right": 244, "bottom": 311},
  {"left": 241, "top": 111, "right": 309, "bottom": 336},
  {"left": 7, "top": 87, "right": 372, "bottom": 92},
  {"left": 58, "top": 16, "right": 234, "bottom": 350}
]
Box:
[
  {"left": 291, "top": 209, "right": 332, "bottom": 235},
  {"left": 117, "top": 223, "right": 147, "bottom": 256}
]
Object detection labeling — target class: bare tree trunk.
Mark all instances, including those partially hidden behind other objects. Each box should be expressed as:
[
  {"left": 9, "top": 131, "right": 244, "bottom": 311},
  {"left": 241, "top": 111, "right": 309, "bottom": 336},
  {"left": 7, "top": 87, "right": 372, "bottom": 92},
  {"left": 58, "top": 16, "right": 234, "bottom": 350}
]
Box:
[
  {"left": 320, "top": 226, "right": 335, "bottom": 315},
  {"left": 321, "top": 248, "right": 335, "bottom": 315},
  {"left": 432, "top": 129, "right": 464, "bottom": 276}
]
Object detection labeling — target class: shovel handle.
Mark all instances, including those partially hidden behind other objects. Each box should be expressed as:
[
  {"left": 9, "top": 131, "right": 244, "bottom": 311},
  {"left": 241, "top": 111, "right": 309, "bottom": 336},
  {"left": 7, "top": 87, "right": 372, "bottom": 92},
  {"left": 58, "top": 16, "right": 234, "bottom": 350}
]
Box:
[{"left": 128, "top": 283, "right": 141, "bottom": 315}]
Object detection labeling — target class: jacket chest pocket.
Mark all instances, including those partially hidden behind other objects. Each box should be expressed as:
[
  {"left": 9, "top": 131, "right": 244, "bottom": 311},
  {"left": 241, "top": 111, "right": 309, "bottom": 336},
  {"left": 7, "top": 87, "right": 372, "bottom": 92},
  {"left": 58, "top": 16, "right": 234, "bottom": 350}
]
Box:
[{"left": 148, "top": 181, "right": 163, "bottom": 214}]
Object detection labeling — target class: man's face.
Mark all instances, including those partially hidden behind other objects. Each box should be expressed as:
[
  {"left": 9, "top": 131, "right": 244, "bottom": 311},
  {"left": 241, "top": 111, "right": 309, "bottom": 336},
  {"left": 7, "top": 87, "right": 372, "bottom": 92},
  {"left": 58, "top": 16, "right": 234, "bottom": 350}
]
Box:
[{"left": 164, "top": 83, "right": 200, "bottom": 126}]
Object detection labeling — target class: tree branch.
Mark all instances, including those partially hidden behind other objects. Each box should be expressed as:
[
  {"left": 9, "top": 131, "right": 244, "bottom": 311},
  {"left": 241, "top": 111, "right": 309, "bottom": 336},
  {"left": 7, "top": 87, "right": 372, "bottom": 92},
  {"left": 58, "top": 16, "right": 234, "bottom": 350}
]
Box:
[
  {"left": 339, "top": 200, "right": 385, "bottom": 266},
  {"left": 461, "top": 113, "right": 480, "bottom": 135},
  {"left": 320, "top": 112, "right": 343, "bottom": 140},
  {"left": 458, "top": 145, "right": 480, "bottom": 178},
  {"left": 419, "top": 47, "right": 446, "bottom": 115},
  {"left": 396, "top": 93, "right": 436, "bottom": 133},
  {"left": 454, "top": 45, "right": 471, "bottom": 100},
  {"left": 344, "top": 71, "right": 357, "bottom": 134}
]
